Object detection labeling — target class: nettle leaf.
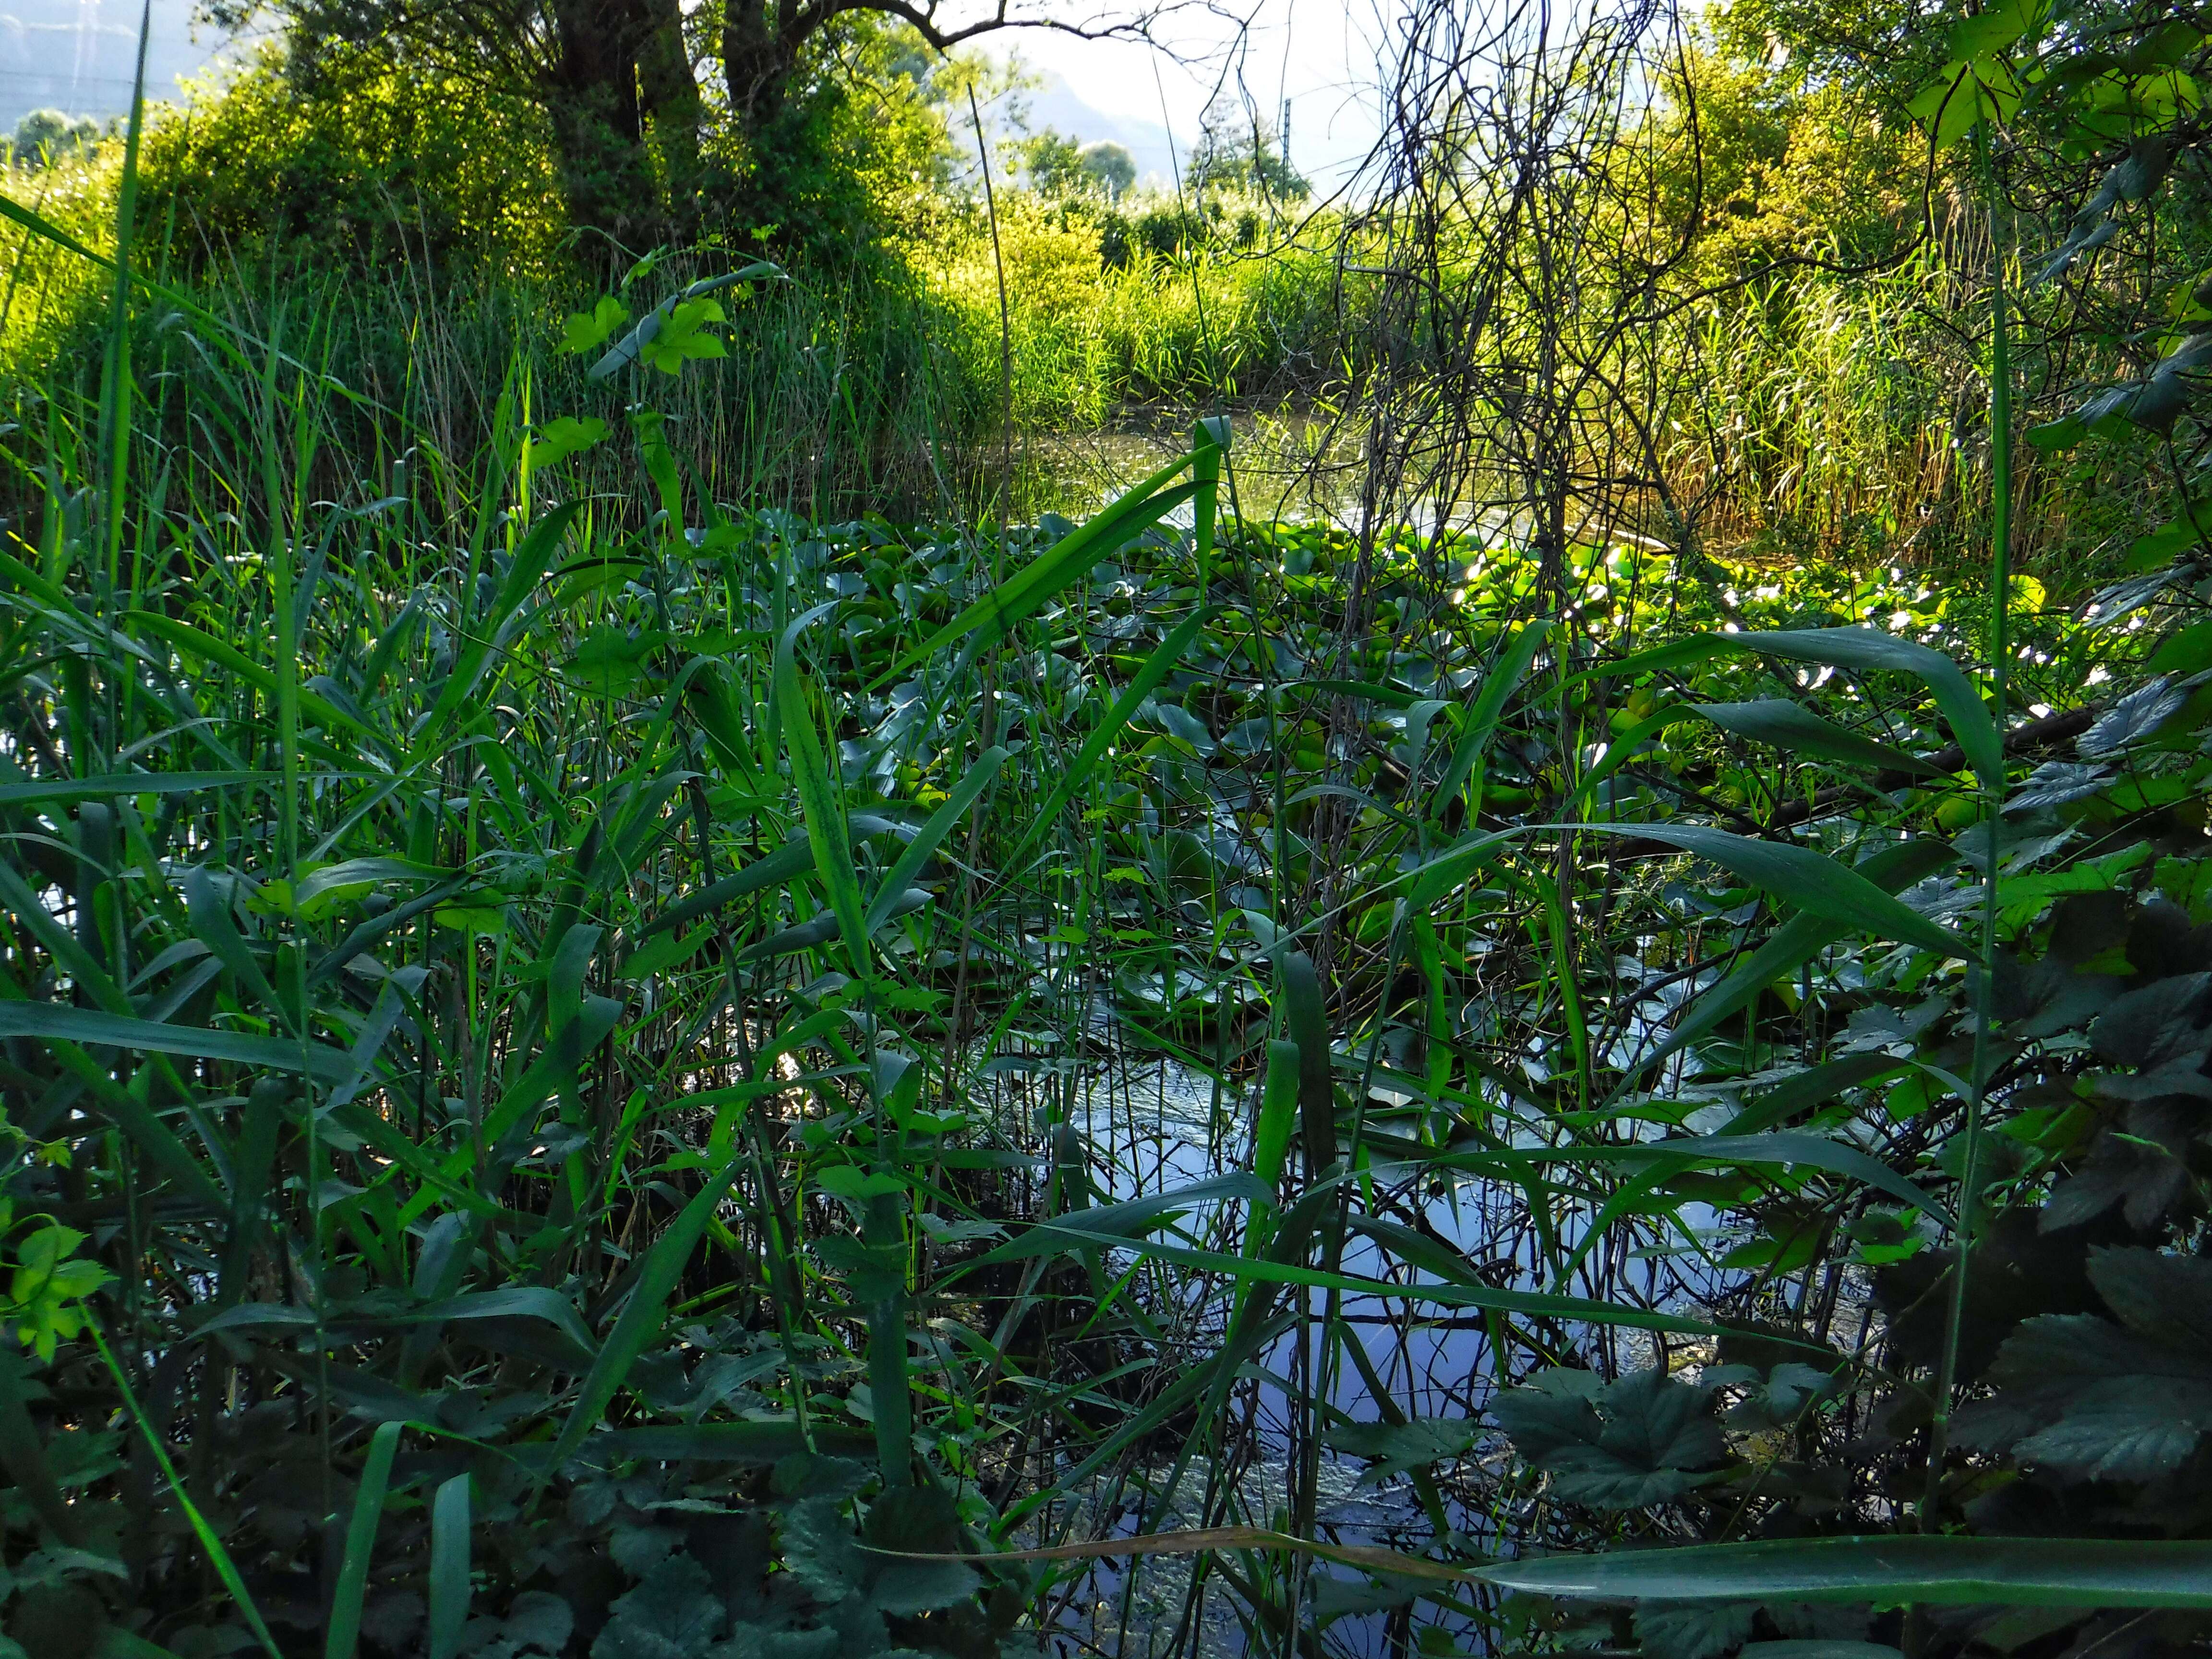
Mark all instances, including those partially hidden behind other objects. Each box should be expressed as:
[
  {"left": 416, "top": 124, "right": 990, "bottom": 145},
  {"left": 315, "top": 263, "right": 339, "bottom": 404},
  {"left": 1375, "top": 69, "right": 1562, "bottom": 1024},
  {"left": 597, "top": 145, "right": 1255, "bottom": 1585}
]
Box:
[
  {"left": 466, "top": 1590, "right": 574, "bottom": 1657},
  {"left": 1964, "top": 1251, "right": 2212, "bottom": 1480},
  {"left": 2089, "top": 1245, "right": 2212, "bottom": 1352},
  {"left": 718, "top": 1625, "right": 842, "bottom": 1659},
  {"left": 859, "top": 1487, "right": 981, "bottom": 1616},
  {"left": 1719, "top": 1363, "right": 1843, "bottom": 1432},
  {"left": 781, "top": 1496, "right": 866, "bottom": 1605},
  {"left": 2011, "top": 1375, "right": 2212, "bottom": 1481},
  {"left": 1635, "top": 1599, "right": 1761, "bottom": 1659},
  {"left": 2087, "top": 973, "right": 2212, "bottom": 1070},
  {"left": 610, "top": 1521, "right": 687, "bottom": 1576},
  {"left": 1492, "top": 1367, "right": 1726, "bottom": 1508},
  {"left": 1325, "top": 1416, "right": 1483, "bottom": 1484},
  {"left": 593, "top": 1552, "right": 728, "bottom": 1659}
]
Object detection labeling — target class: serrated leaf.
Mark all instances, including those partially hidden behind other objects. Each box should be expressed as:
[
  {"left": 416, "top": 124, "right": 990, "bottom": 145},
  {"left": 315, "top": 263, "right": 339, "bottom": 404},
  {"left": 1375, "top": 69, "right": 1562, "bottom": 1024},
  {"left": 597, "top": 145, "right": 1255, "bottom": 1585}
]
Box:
[
  {"left": 1324, "top": 1417, "right": 1481, "bottom": 1483},
  {"left": 1636, "top": 1600, "right": 1760, "bottom": 1659},
  {"left": 593, "top": 1553, "right": 725, "bottom": 1659},
  {"left": 781, "top": 1496, "right": 865, "bottom": 1605},
  {"left": 1492, "top": 1367, "right": 1724, "bottom": 1509},
  {"left": 860, "top": 1487, "right": 980, "bottom": 1615}
]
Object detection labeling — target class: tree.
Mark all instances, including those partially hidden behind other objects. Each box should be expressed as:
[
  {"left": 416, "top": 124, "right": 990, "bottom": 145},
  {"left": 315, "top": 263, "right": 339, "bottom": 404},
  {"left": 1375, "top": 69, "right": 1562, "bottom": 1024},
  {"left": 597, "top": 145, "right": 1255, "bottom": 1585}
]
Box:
[
  {"left": 12, "top": 109, "right": 101, "bottom": 169},
  {"left": 222, "top": 0, "right": 1166, "bottom": 251},
  {"left": 1019, "top": 127, "right": 1087, "bottom": 195},
  {"left": 1079, "top": 139, "right": 1134, "bottom": 201},
  {"left": 1187, "top": 101, "right": 1306, "bottom": 203},
  {"left": 1020, "top": 131, "right": 1133, "bottom": 202}
]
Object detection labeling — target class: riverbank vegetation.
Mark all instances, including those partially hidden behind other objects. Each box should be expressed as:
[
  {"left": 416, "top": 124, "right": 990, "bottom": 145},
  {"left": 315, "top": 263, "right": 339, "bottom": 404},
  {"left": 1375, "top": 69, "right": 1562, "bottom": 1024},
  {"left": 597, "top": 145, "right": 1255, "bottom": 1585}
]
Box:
[{"left": 1, "top": 0, "right": 2212, "bottom": 1654}]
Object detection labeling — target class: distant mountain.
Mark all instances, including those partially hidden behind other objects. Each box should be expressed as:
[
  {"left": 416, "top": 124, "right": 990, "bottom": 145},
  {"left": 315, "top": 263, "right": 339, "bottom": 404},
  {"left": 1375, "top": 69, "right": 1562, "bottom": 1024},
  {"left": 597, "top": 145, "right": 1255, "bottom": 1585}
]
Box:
[
  {"left": 1015, "top": 68, "right": 1181, "bottom": 192},
  {"left": 0, "top": 0, "right": 233, "bottom": 133},
  {"left": 0, "top": 9, "right": 1190, "bottom": 197}
]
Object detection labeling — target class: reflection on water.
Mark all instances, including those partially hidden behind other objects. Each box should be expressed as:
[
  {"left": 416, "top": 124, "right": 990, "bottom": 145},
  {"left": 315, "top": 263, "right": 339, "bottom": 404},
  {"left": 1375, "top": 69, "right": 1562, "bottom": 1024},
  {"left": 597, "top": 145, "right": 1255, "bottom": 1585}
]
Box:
[
  {"left": 1014, "top": 409, "right": 1370, "bottom": 529},
  {"left": 1036, "top": 1047, "right": 1535, "bottom": 1659}
]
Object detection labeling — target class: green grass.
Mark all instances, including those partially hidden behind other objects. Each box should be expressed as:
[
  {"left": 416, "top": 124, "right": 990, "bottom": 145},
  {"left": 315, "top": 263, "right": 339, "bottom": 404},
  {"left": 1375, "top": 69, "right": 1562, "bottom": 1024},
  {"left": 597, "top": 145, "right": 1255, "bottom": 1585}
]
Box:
[{"left": 1, "top": 28, "right": 2211, "bottom": 1659}]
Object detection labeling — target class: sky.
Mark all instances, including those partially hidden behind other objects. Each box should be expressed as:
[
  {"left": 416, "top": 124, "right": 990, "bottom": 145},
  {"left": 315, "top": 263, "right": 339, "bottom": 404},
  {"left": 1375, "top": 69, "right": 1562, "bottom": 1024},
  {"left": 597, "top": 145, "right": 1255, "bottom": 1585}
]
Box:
[
  {"left": 0, "top": 0, "right": 232, "bottom": 131},
  {"left": 984, "top": 0, "right": 1390, "bottom": 194},
  {"left": 7, "top": 0, "right": 1388, "bottom": 196}
]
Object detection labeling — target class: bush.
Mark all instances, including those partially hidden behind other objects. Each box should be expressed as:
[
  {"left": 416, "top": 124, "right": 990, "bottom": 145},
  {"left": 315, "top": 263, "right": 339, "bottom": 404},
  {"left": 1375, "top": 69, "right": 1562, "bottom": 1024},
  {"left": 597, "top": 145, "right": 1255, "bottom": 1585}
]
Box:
[
  {"left": 134, "top": 43, "right": 563, "bottom": 275},
  {"left": 11, "top": 108, "right": 101, "bottom": 168}
]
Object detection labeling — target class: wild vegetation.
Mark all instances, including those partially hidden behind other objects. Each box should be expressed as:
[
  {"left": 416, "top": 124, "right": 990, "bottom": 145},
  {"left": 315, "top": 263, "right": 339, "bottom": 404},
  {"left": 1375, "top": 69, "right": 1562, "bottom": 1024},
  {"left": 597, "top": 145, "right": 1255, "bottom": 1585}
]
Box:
[{"left": 2, "top": 0, "right": 2212, "bottom": 1655}]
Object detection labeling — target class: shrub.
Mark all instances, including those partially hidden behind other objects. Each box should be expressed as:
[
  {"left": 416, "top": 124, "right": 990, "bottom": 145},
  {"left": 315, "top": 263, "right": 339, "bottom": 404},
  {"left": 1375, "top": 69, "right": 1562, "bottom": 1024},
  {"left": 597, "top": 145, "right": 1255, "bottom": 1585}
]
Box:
[
  {"left": 11, "top": 109, "right": 101, "bottom": 168},
  {"left": 134, "top": 42, "right": 563, "bottom": 275}
]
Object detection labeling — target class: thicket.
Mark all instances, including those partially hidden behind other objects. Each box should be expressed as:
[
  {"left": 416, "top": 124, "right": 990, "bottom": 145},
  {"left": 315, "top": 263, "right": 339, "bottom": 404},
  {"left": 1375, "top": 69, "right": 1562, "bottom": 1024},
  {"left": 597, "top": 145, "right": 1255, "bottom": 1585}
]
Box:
[{"left": 2, "top": 0, "right": 2212, "bottom": 1657}]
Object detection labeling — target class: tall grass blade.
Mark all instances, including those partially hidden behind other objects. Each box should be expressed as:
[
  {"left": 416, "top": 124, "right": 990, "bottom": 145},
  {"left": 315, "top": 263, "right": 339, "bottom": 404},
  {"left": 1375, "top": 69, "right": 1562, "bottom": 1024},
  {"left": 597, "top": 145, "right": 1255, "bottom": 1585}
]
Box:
[
  {"left": 92, "top": 1328, "right": 281, "bottom": 1658},
  {"left": 428, "top": 1474, "right": 471, "bottom": 1659},
  {"left": 325, "top": 1420, "right": 402, "bottom": 1659}
]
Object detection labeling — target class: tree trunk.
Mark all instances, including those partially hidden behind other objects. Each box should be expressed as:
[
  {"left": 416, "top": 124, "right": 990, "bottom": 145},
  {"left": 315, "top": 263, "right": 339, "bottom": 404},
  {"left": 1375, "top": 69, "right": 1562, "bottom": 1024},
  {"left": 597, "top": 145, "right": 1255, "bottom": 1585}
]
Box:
[
  {"left": 722, "top": 0, "right": 795, "bottom": 132},
  {"left": 539, "top": 0, "right": 705, "bottom": 246},
  {"left": 545, "top": 0, "right": 658, "bottom": 251},
  {"left": 637, "top": 0, "right": 706, "bottom": 227}
]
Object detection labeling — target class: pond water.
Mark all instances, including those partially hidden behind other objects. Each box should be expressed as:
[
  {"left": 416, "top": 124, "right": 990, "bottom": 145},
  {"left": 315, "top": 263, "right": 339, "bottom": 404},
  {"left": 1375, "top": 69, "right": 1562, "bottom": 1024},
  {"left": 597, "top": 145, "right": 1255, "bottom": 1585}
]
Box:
[
  {"left": 1002, "top": 1036, "right": 1717, "bottom": 1659},
  {"left": 1019, "top": 411, "right": 1366, "bottom": 529}
]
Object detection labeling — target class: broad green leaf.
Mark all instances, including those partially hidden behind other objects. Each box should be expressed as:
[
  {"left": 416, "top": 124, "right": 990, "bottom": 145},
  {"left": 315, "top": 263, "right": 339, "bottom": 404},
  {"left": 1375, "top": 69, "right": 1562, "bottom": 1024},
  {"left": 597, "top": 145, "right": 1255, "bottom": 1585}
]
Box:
[
  {"left": 1471, "top": 1535, "right": 2212, "bottom": 1606},
  {"left": 546, "top": 1158, "right": 744, "bottom": 1472},
  {"left": 529, "top": 415, "right": 608, "bottom": 466},
  {"left": 1575, "top": 823, "right": 1968, "bottom": 957},
  {"left": 1009, "top": 607, "right": 1212, "bottom": 866},
  {"left": 557, "top": 295, "right": 628, "bottom": 356},
  {"left": 1491, "top": 1367, "right": 1725, "bottom": 1508},
  {"left": 325, "top": 1421, "right": 401, "bottom": 1659},
  {"left": 588, "top": 264, "right": 781, "bottom": 380},
  {"left": 1690, "top": 699, "right": 1939, "bottom": 775},
  {"left": 776, "top": 606, "right": 870, "bottom": 973}
]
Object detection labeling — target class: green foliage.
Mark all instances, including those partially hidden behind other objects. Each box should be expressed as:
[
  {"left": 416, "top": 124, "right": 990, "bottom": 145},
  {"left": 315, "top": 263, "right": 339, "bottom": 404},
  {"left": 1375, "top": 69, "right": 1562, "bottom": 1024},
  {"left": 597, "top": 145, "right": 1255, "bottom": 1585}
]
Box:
[
  {"left": 134, "top": 42, "right": 563, "bottom": 274},
  {"left": 9, "top": 0, "right": 2212, "bottom": 1651},
  {"left": 10, "top": 112, "right": 103, "bottom": 171}
]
